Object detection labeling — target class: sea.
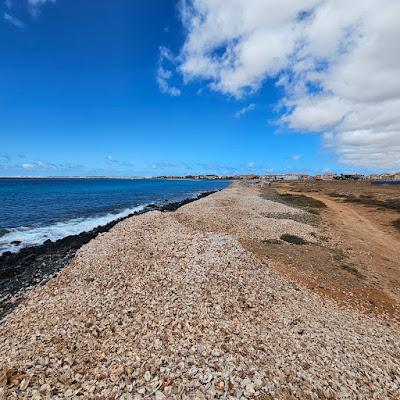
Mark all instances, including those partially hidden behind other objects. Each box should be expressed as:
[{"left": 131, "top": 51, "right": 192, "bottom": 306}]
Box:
[{"left": 0, "top": 178, "right": 231, "bottom": 255}]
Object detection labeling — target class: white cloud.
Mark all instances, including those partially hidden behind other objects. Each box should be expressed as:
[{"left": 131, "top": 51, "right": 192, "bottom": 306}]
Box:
[
  {"left": 157, "top": 47, "right": 181, "bottom": 97},
  {"left": 20, "top": 161, "right": 57, "bottom": 170},
  {"left": 28, "top": 0, "right": 55, "bottom": 4},
  {"left": 235, "top": 103, "right": 255, "bottom": 118},
  {"left": 175, "top": 0, "right": 400, "bottom": 169},
  {"left": 157, "top": 66, "right": 181, "bottom": 97},
  {"left": 4, "top": 12, "right": 24, "bottom": 28},
  {"left": 4, "top": 0, "right": 55, "bottom": 25},
  {"left": 28, "top": 0, "right": 55, "bottom": 11},
  {"left": 21, "top": 163, "right": 34, "bottom": 170},
  {"left": 105, "top": 155, "right": 135, "bottom": 168},
  {"left": 292, "top": 154, "right": 301, "bottom": 161}
]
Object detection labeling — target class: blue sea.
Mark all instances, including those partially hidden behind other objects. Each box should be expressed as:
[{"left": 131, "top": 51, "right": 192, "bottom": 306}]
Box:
[{"left": 0, "top": 178, "right": 230, "bottom": 255}]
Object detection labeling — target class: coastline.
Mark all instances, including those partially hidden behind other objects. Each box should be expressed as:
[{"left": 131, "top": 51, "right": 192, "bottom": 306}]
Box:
[
  {"left": 0, "top": 190, "right": 219, "bottom": 319},
  {"left": 0, "top": 182, "right": 398, "bottom": 399}
]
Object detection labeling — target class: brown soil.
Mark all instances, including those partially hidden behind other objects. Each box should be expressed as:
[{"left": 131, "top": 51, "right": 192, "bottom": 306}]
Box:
[{"left": 255, "top": 181, "right": 400, "bottom": 318}]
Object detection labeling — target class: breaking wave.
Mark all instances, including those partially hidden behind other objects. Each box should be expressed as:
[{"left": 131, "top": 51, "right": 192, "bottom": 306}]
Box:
[{"left": 0, "top": 205, "right": 145, "bottom": 256}]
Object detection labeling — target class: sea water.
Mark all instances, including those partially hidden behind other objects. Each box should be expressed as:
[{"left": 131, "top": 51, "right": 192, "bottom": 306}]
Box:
[{"left": 0, "top": 178, "right": 230, "bottom": 255}]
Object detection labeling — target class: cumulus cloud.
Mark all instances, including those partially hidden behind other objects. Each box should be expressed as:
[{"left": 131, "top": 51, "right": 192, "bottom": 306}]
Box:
[
  {"left": 28, "top": 0, "right": 55, "bottom": 4},
  {"left": 16, "top": 161, "right": 70, "bottom": 171},
  {"left": 157, "top": 47, "right": 181, "bottom": 97},
  {"left": 4, "top": 0, "right": 55, "bottom": 25},
  {"left": 175, "top": 0, "right": 400, "bottom": 169},
  {"left": 3, "top": 12, "right": 24, "bottom": 28},
  {"left": 235, "top": 103, "right": 255, "bottom": 118},
  {"left": 21, "top": 163, "right": 34, "bottom": 170},
  {"left": 28, "top": 0, "right": 55, "bottom": 15},
  {"left": 150, "top": 161, "right": 181, "bottom": 170},
  {"left": 106, "top": 155, "right": 135, "bottom": 168}
]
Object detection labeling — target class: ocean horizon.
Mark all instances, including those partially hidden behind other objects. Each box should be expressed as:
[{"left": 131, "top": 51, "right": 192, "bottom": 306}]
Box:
[{"left": 0, "top": 178, "right": 230, "bottom": 255}]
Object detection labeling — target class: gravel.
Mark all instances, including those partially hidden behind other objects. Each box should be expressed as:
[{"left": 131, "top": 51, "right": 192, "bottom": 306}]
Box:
[
  {"left": 175, "top": 184, "right": 318, "bottom": 243},
  {"left": 0, "top": 183, "right": 398, "bottom": 399}
]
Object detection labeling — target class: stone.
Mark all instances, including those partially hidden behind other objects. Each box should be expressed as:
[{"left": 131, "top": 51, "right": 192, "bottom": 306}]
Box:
[
  {"left": 144, "top": 371, "right": 151, "bottom": 382},
  {"left": 155, "top": 390, "right": 166, "bottom": 400}
]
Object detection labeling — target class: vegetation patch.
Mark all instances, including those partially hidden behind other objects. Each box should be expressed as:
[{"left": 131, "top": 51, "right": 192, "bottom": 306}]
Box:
[
  {"left": 279, "top": 193, "right": 327, "bottom": 209},
  {"left": 344, "top": 196, "right": 400, "bottom": 211},
  {"left": 328, "top": 191, "right": 348, "bottom": 198},
  {"left": 341, "top": 264, "right": 364, "bottom": 279},
  {"left": 304, "top": 206, "right": 320, "bottom": 215},
  {"left": 261, "top": 239, "right": 282, "bottom": 245},
  {"left": 280, "top": 234, "right": 307, "bottom": 245},
  {"left": 310, "top": 232, "right": 329, "bottom": 242},
  {"left": 393, "top": 218, "right": 400, "bottom": 231},
  {"left": 262, "top": 211, "right": 317, "bottom": 225},
  {"left": 331, "top": 248, "right": 346, "bottom": 262}
]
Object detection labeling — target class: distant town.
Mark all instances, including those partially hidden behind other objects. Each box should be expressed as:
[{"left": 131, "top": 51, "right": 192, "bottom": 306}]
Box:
[
  {"left": 2, "top": 172, "right": 400, "bottom": 182},
  {"left": 155, "top": 172, "right": 400, "bottom": 182}
]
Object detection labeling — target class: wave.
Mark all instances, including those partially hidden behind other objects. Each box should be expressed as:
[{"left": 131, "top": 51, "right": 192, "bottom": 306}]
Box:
[{"left": 0, "top": 205, "right": 145, "bottom": 256}]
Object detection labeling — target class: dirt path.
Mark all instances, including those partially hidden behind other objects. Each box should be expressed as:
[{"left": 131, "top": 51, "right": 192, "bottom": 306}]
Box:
[
  {"left": 284, "top": 190, "right": 400, "bottom": 311},
  {"left": 307, "top": 193, "right": 400, "bottom": 260}
]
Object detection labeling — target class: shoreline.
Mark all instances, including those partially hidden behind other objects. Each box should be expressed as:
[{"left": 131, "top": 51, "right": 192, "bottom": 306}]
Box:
[
  {"left": 0, "top": 190, "right": 219, "bottom": 319},
  {"left": 0, "top": 183, "right": 398, "bottom": 398}
]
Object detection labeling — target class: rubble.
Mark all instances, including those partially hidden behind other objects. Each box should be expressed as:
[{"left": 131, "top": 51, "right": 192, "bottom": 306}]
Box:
[{"left": 0, "top": 184, "right": 398, "bottom": 399}]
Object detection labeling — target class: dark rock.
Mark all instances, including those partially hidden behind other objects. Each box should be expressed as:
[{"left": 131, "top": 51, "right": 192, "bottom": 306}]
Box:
[{"left": 0, "top": 189, "right": 220, "bottom": 320}]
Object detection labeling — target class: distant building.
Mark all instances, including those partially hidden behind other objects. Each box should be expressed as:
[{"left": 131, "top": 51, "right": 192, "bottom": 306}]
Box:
[
  {"left": 322, "top": 173, "right": 337, "bottom": 180},
  {"left": 366, "top": 173, "right": 398, "bottom": 181},
  {"left": 264, "top": 174, "right": 310, "bottom": 181}
]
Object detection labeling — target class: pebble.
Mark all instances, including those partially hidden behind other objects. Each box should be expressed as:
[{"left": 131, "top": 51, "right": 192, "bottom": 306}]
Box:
[
  {"left": 155, "top": 391, "right": 166, "bottom": 400},
  {"left": 0, "top": 184, "right": 398, "bottom": 399},
  {"left": 143, "top": 371, "right": 151, "bottom": 382}
]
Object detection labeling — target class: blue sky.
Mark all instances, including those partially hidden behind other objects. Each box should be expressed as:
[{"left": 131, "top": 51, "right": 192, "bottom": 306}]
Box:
[{"left": 1, "top": 0, "right": 396, "bottom": 176}]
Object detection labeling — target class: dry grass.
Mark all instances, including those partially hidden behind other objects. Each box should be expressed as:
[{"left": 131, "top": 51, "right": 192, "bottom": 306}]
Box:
[
  {"left": 333, "top": 194, "right": 400, "bottom": 211},
  {"left": 279, "top": 193, "right": 327, "bottom": 209},
  {"left": 341, "top": 264, "right": 364, "bottom": 279}
]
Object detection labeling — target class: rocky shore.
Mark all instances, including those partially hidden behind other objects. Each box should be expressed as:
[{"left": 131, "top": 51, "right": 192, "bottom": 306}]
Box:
[
  {"left": 0, "top": 191, "right": 217, "bottom": 320},
  {"left": 0, "top": 184, "right": 399, "bottom": 399}
]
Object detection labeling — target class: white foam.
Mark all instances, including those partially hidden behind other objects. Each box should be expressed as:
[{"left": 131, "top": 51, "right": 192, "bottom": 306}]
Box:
[{"left": 0, "top": 205, "right": 145, "bottom": 256}]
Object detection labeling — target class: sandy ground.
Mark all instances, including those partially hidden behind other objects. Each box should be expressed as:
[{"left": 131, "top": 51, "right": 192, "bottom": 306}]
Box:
[
  {"left": 0, "top": 183, "right": 399, "bottom": 399},
  {"left": 263, "top": 181, "right": 400, "bottom": 317}
]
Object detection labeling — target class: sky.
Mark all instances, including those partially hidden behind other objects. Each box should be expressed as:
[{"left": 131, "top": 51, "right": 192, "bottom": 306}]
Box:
[{"left": 1, "top": 0, "right": 399, "bottom": 176}]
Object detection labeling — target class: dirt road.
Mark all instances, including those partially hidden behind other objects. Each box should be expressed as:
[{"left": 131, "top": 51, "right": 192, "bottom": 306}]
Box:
[{"left": 267, "top": 186, "right": 400, "bottom": 317}]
